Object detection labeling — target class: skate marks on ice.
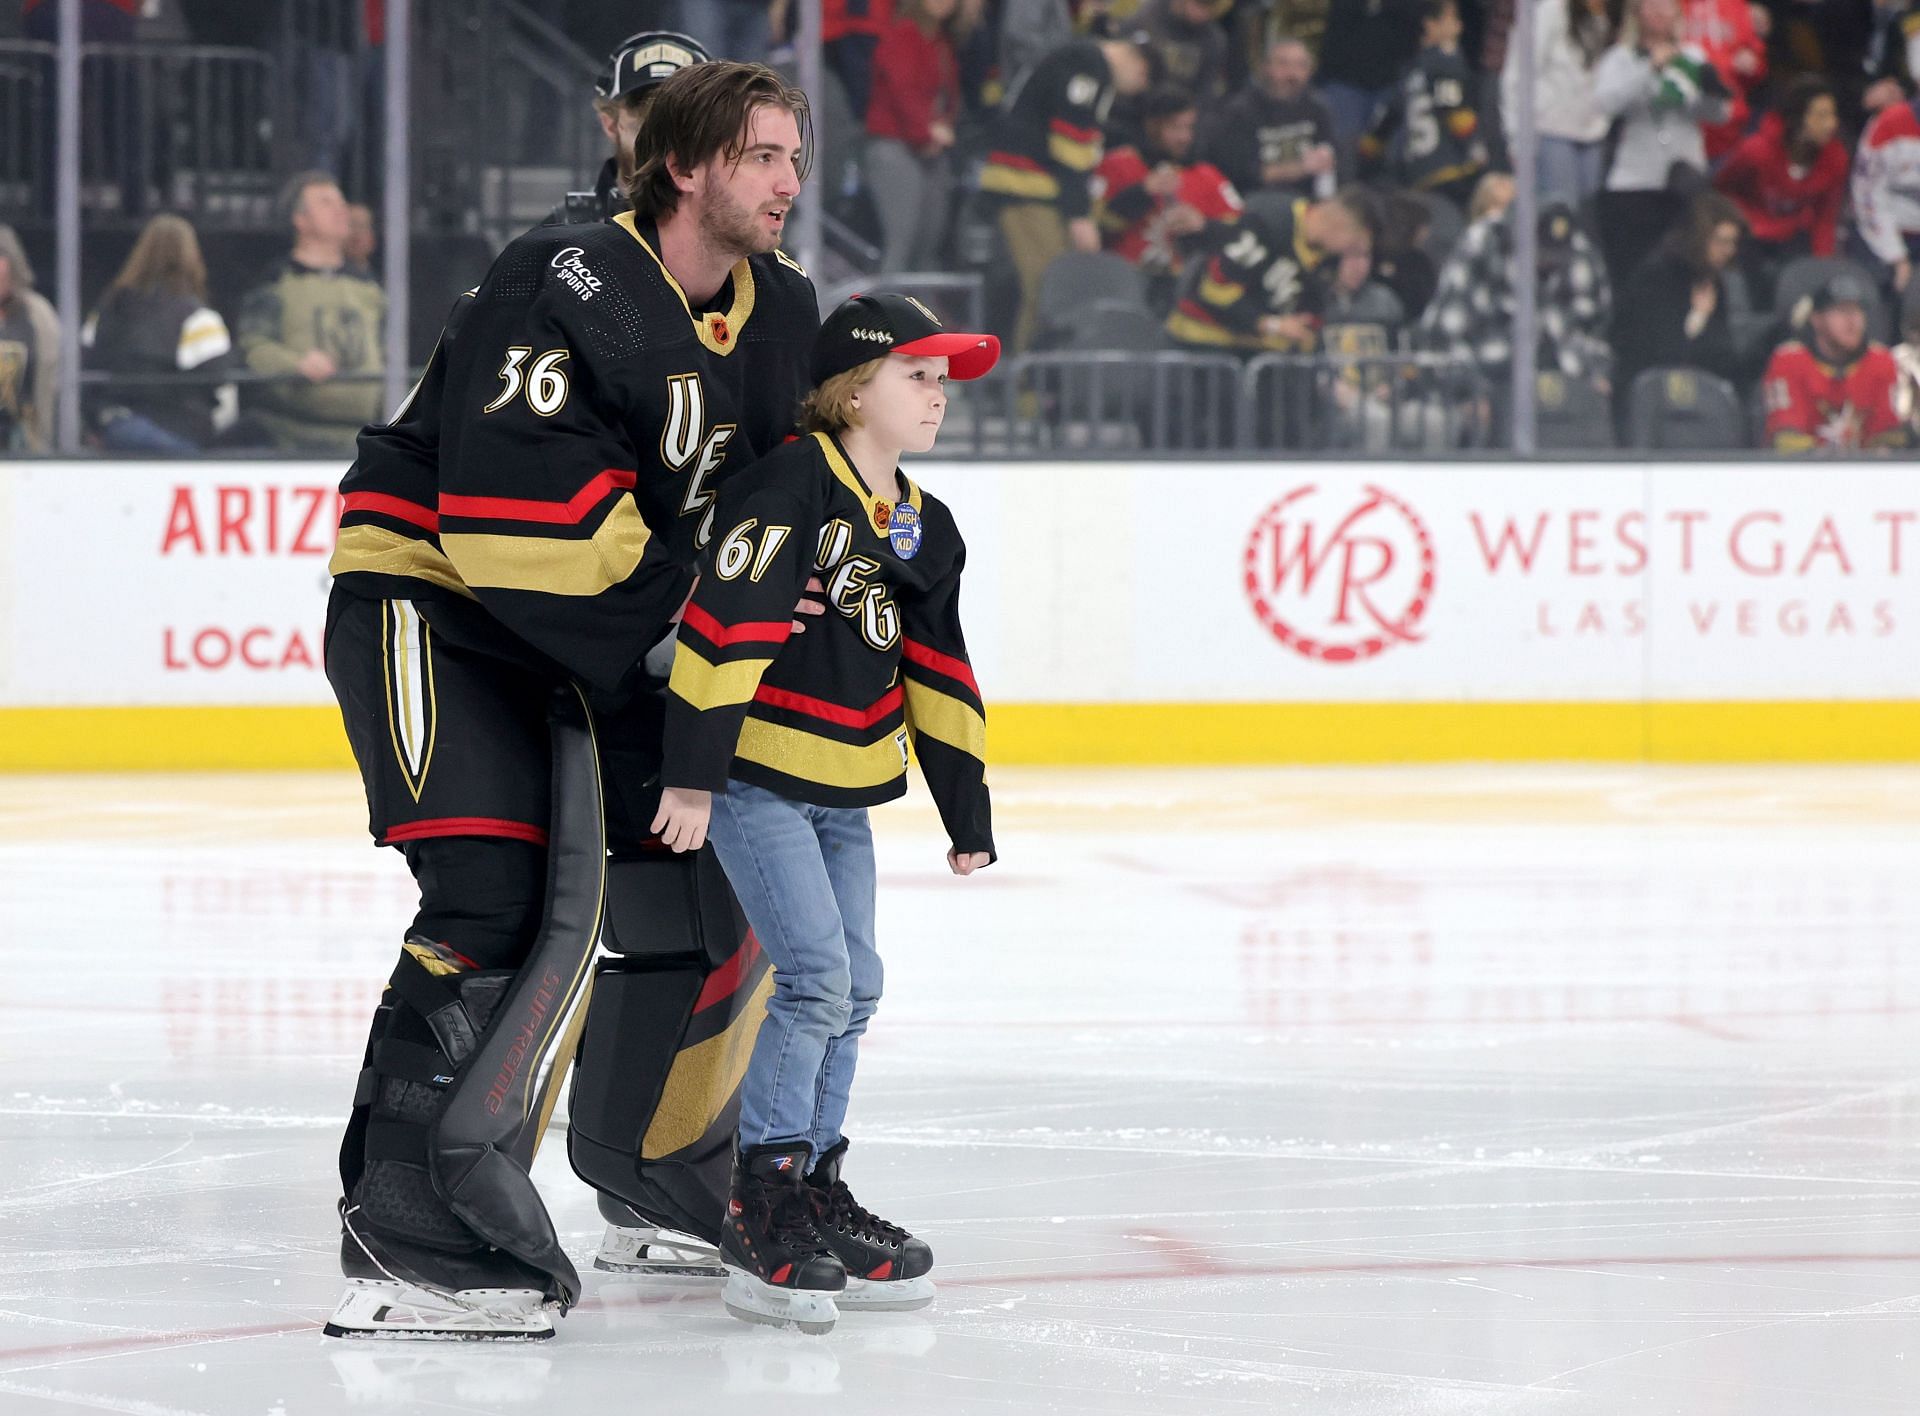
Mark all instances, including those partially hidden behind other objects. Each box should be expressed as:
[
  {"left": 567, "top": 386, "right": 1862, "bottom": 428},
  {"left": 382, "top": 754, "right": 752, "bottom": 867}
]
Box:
[{"left": 2, "top": 766, "right": 1919, "bottom": 1412}]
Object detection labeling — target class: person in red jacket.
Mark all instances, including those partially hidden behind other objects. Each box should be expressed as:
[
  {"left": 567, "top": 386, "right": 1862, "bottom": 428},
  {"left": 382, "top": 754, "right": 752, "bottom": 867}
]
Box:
[
  {"left": 1714, "top": 77, "right": 1849, "bottom": 304},
  {"left": 1679, "top": 0, "right": 1765, "bottom": 159},
  {"left": 865, "top": 0, "right": 963, "bottom": 272},
  {"left": 1763, "top": 273, "right": 1908, "bottom": 452},
  {"left": 1093, "top": 86, "right": 1243, "bottom": 305}
]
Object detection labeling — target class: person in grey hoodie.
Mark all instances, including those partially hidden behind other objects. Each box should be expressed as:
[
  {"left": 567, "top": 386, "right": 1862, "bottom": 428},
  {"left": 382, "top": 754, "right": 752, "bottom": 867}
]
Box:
[{"left": 1592, "top": 0, "right": 1730, "bottom": 287}]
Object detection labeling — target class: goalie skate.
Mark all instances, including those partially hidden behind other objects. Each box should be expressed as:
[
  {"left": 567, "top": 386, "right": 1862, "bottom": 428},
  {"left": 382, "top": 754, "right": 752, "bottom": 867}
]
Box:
[
  {"left": 593, "top": 1222, "right": 726, "bottom": 1277},
  {"left": 323, "top": 1278, "right": 555, "bottom": 1341}
]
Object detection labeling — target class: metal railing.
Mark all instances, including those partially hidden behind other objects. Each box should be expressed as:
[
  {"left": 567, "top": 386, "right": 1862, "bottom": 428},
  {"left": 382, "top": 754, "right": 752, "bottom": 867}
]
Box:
[{"left": 938, "top": 350, "right": 1496, "bottom": 457}]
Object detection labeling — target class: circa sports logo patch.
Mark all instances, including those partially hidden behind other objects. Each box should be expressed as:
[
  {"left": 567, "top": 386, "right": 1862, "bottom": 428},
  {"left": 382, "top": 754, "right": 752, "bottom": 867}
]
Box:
[
  {"left": 1243, "top": 483, "right": 1436, "bottom": 664},
  {"left": 550, "top": 247, "right": 603, "bottom": 302}
]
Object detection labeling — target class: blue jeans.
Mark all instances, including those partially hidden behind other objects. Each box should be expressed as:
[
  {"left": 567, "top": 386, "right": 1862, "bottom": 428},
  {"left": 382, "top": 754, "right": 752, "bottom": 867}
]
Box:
[
  {"left": 707, "top": 780, "right": 880, "bottom": 1161},
  {"left": 1536, "top": 137, "right": 1605, "bottom": 207},
  {"left": 1320, "top": 81, "right": 1394, "bottom": 150}
]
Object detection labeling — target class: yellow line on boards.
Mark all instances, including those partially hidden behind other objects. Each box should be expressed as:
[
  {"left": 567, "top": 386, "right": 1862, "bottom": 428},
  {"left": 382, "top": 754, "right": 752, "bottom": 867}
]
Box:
[{"left": 0, "top": 701, "right": 1915, "bottom": 771}]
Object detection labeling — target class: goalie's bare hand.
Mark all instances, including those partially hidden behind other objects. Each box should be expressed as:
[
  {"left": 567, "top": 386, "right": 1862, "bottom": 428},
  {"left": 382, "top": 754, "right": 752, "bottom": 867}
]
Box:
[
  {"left": 947, "top": 848, "right": 992, "bottom": 876},
  {"left": 652, "top": 787, "right": 712, "bottom": 853},
  {"left": 792, "top": 576, "right": 827, "bottom": 633}
]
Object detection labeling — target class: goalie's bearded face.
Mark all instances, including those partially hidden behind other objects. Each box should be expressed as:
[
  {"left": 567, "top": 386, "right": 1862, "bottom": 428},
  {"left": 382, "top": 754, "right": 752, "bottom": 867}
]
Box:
[{"left": 692, "top": 104, "right": 803, "bottom": 258}]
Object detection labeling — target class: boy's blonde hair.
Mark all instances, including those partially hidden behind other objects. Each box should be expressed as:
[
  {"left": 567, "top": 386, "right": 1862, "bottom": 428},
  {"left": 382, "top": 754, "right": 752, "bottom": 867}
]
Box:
[{"left": 799, "top": 356, "right": 885, "bottom": 434}]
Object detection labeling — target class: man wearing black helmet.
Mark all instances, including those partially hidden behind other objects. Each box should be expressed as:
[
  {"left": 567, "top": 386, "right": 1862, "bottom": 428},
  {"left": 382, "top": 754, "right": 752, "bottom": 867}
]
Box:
[{"left": 549, "top": 30, "right": 714, "bottom": 227}]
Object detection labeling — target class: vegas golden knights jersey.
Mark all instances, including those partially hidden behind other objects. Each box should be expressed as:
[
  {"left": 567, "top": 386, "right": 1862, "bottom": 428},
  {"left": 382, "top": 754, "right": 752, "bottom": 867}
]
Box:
[
  {"left": 661, "top": 431, "right": 994, "bottom": 859},
  {"left": 328, "top": 213, "right": 818, "bottom": 694}
]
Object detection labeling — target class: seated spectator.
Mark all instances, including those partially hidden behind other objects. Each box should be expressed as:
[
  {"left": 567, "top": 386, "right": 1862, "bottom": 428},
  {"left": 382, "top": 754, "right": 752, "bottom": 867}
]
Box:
[
  {"left": 979, "top": 35, "right": 1154, "bottom": 351},
  {"left": 1593, "top": 0, "right": 1731, "bottom": 294},
  {"left": 1852, "top": 94, "right": 1920, "bottom": 298},
  {"left": 1132, "top": 0, "right": 1232, "bottom": 105},
  {"left": 1199, "top": 37, "right": 1341, "bottom": 203},
  {"left": 1315, "top": 0, "right": 1426, "bottom": 146},
  {"left": 238, "top": 171, "right": 385, "bottom": 454},
  {"left": 1679, "top": 0, "right": 1765, "bottom": 160},
  {"left": 1501, "top": 0, "right": 1619, "bottom": 206},
  {"left": 866, "top": 0, "right": 965, "bottom": 273},
  {"left": 1371, "top": 187, "right": 1442, "bottom": 320},
  {"left": 1614, "top": 190, "right": 1745, "bottom": 409},
  {"left": 1319, "top": 241, "right": 1417, "bottom": 446},
  {"left": 1762, "top": 273, "right": 1908, "bottom": 451},
  {"left": 1166, "top": 189, "right": 1377, "bottom": 352},
  {"left": 1094, "top": 87, "right": 1243, "bottom": 307},
  {"left": 1359, "top": 0, "right": 1498, "bottom": 209},
  {"left": 1713, "top": 77, "right": 1849, "bottom": 305},
  {"left": 1421, "top": 199, "right": 1614, "bottom": 402},
  {"left": 0, "top": 224, "right": 58, "bottom": 453},
  {"left": 83, "top": 214, "right": 235, "bottom": 454}
]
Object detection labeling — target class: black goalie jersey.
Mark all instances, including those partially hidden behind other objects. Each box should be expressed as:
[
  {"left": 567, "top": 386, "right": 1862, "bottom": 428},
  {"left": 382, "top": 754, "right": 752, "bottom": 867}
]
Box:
[
  {"left": 660, "top": 430, "right": 993, "bottom": 859},
  {"left": 328, "top": 213, "right": 818, "bottom": 694}
]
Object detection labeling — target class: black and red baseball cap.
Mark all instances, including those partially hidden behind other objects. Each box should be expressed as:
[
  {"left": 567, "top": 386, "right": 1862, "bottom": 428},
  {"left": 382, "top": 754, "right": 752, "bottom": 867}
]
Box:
[{"left": 811, "top": 292, "right": 1001, "bottom": 385}]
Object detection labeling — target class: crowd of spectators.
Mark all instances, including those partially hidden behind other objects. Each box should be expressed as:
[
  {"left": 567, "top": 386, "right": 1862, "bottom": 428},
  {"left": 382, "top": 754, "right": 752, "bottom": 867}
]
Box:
[
  {"left": 12, "top": 0, "right": 1920, "bottom": 454},
  {"left": 795, "top": 0, "right": 1920, "bottom": 451}
]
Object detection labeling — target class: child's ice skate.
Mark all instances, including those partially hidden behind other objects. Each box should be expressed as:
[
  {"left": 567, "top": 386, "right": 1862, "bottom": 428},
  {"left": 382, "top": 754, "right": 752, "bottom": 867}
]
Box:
[
  {"left": 719, "top": 1145, "right": 847, "bottom": 1333},
  {"left": 805, "top": 1139, "right": 935, "bottom": 1312}
]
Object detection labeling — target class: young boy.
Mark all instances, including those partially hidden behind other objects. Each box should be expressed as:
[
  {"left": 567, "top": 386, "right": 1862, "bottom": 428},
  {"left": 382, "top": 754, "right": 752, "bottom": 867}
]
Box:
[
  {"left": 1358, "top": 0, "right": 1495, "bottom": 209},
  {"left": 650, "top": 292, "right": 1000, "bottom": 1333}
]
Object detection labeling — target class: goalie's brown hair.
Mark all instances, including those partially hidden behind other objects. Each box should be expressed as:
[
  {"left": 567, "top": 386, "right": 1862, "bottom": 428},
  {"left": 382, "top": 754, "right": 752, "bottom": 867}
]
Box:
[{"left": 627, "top": 62, "right": 812, "bottom": 221}]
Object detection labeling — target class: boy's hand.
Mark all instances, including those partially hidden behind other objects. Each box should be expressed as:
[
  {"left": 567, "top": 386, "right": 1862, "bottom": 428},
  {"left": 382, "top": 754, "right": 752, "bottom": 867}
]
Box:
[
  {"left": 652, "top": 787, "right": 712, "bottom": 853},
  {"left": 947, "top": 848, "right": 992, "bottom": 876},
  {"left": 792, "top": 576, "right": 827, "bottom": 634}
]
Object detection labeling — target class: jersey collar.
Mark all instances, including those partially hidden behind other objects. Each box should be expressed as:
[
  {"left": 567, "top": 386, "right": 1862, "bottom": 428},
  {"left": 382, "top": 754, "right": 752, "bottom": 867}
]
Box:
[
  {"left": 815, "top": 430, "right": 918, "bottom": 537},
  {"left": 613, "top": 211, "right": 755, "bottom": 357}
]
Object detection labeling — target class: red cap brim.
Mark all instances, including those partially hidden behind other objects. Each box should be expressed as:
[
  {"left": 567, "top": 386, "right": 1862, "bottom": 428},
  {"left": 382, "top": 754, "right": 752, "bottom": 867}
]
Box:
[{"left": 892, "top": 331, "right": 1001, "bottom": 381}]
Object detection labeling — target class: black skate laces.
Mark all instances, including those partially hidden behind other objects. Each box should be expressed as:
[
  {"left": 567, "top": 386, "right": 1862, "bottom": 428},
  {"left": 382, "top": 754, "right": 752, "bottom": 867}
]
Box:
[
  {"left": 768, "top": 1182, "right": 824, "bottom": 1248},
  {"left": 817, "top": 1179, "right": 908, "bottom": 1245}
]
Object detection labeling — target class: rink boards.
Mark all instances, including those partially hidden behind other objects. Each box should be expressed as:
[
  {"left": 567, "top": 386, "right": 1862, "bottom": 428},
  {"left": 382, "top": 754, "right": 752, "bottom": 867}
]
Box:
[{"left": 1, "top": 457, "right": 1916, "bottom": 767}]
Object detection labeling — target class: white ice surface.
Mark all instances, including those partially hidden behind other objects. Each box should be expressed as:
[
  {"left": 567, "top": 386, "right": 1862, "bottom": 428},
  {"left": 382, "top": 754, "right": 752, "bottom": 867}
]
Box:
[{"left": 1, "top": 765, "right": 1917, "bottom": 1415}]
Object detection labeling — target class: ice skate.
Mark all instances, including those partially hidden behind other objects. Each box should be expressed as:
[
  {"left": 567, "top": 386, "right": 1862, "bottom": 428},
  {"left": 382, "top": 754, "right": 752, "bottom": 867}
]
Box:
[
  {"left": 324, "top": 1207, "right": 559, "bottom": 1341},
  {"left": 324, "top": 1277, "right": 555, "bottom": 1341},
  {"left": 593, "top": 1220, "right": 726, "bottom": 1277},
  {"left": 719, "top": 1145, "right": 846, "bottom": 1334},
  {"left": 805, "top": 1139, "right": 935, "bottom": 1312}
]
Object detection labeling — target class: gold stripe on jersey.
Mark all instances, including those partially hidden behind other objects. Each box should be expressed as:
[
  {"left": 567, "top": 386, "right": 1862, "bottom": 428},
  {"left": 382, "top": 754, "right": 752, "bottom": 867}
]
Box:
[
  {"left": 613, "top": 211, "right": 756, "bottom": 357},
  {"left": 1048, "top": 131, "right": 1100, "bottom": 170},
  {"left": 814, "top": 431, "right": 919, "bottom": 536},
  {"left": 904, "top": 679, "right": 987, "bottom": 759},
  {"left": 330, "top": 524, "right": 476, "bottom": 598},
  {"left": 441, "top": 495, "right": 652, "bottom": 595},
  {"left": 668, "top": 643, "right": 776, "bottom": 712},
  {"left": 1166, "top": 309, "right": 1254, "bottom": 349},
  {"left": 735, "top": 717, "right": 908, "bottom": 791},
  {"left": 1198, "top": 272, "right": 1246, "bottom": 306}
]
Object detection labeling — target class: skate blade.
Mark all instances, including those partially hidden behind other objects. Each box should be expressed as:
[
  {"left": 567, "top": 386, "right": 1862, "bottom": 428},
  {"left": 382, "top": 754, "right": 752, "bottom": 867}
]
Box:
[
  {"left": 323, "top": 1279, "right": 555, "bottom": 1341},
  {"left": 592, "top": 1224, "right": 726, "bottom": 1278},
  {"left": 837, "top": 1274, "right": 936, "bottom": 1312},
  {"left": 721, "top": 1267, "right": 839, "bottom": 1335}
]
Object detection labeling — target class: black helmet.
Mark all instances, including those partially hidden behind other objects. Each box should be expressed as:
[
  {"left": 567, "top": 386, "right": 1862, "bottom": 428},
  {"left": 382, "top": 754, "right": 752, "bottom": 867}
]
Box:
[{"left": 596, "top": 30, "right": 711, "bottom": 102}]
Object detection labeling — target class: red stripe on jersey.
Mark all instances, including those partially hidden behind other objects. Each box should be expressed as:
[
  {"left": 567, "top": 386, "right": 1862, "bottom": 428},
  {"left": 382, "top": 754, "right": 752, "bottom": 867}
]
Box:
[
  {"left": 342, "top": 491, "right": 439, "bottom": 532},
  {"left": 682, "top": 601, "right": 794, "bottom": 648},
  {"left": 755, "top": 683, "right": 903, "bottom": 729},
  {"left": 902, "top": 638, "right": 979, "bottom": 697},
  {"left": 438, "top": 468, "right": 638, "bottom": 525},
  {"left": 694, "top": 932, "right": 763, "bottom": 1013},
  {"left": 382, "top": 817, "right": 551, "bottom": 847},
  {"left": 985, "top": 150, "right": 1046, "bottom": 173},
  {"left": 1050, "top": 119, "right": 1101, "bottom": 144}
]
